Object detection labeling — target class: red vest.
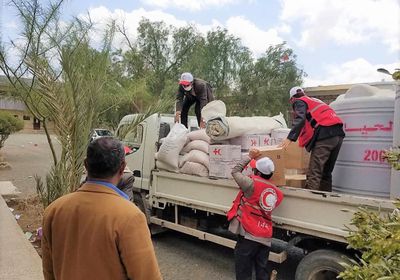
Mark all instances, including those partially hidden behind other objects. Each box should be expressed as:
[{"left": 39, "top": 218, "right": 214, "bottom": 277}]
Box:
[
  {"left": 294, "top": 96, "right": 343, "bottom": 147},
  {"left": 227, "top": 175, "right": 284, "bottom": 238}
]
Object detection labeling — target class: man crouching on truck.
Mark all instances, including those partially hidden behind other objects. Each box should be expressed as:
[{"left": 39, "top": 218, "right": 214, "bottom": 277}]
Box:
[{"left": 227, "top": 148, "right": 284, "bottom": 280}]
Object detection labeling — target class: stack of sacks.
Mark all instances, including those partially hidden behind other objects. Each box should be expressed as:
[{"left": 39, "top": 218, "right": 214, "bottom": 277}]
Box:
[
  {"left": 156, "top": 123, "right": 188, "bottom": 172},
  {"left": 179, "top": 129, "right": 211, "bottom": 177}
]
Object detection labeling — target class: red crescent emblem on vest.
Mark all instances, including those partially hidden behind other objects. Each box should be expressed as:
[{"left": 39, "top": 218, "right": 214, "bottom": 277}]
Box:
[{"left": 259, "top": 188, "right": 277, "bottom": 212}]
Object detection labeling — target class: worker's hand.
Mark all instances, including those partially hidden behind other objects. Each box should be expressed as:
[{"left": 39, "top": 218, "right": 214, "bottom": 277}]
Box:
[
  {"left": 278, "top": 138, "right": 292, "bottom": 149},
  {"left": 249, "top": 148, "right": 261, "bottom": 159},
  {"left": 174, "top": 111, "right": 181, "bottom": 123},
  {"left": 200, "top": 119, "right": 206, "bottom": 129}
]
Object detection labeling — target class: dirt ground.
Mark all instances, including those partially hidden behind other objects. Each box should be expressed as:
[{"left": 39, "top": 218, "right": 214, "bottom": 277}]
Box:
[{"left": 5, "top": 196, "right": 44, "bottom": 257}]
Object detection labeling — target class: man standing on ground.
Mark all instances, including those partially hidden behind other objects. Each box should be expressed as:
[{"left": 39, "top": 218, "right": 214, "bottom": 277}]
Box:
[
  {"left": 227, "top": 148, "right": 284, "bottom": 280},
  {"left": 175, "top": 72, "right": 214, "bottom": 129},
  {"left": 279, "top": 86, "right": 345, "bottom": 192},
  {"left": 42, "top": 137, "right": 162, "bottom": 280}
]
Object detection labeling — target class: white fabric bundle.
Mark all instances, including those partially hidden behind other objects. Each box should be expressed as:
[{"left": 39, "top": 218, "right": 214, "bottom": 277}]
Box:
[
  {"left": 156, "top": 123, "right": 188, "bottom": 171},
  {"left": 155, "top": 157, "right": 180, "bottom": 173},
  {"left": 181, "top": 140, "right": 209, "bottom": 154},
  {"left": 202, "top": 100, "right": 287, "bottom": 141},
  {"left": 180, "top": 162, "right": 209, "bottom": 177}
]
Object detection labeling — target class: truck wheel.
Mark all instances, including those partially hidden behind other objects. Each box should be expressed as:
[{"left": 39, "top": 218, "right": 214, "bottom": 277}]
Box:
[{"left": 295, "top": 249, "right": 352, "bottom": 280}]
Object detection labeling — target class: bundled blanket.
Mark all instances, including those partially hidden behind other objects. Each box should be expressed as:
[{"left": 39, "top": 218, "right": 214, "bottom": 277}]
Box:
[{"left": 202, "top": 101, "right": 287, "bottom": 141}]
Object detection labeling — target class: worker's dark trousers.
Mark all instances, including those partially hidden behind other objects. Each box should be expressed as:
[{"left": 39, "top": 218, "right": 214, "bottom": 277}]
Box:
[
  {"left": 234, "top": 235, "right": 270, "bottom": 280},
  {"left": 180, "top": 94, "right": 201, "bottom": 128},
  {"left": 306, "top": 136, "right": 344, "bottom": 192}
]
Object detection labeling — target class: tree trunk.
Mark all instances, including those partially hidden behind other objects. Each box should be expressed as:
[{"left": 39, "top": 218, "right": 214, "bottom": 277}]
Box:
[{"left": 43, "top": 119, "right": 58, "bottom": 165}]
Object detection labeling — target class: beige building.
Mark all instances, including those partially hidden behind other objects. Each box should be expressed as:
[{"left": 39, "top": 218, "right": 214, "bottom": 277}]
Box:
[
  {"left": 304, "top": 81, "right": 396, "bottom": 104},
  {"left": 0, "top": 76, "right": 55, "bottom": 133}
]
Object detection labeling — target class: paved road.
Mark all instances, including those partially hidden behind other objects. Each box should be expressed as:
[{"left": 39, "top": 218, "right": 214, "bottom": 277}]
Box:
[
  {"left": 153, "top": 231, "right": 304, "bottom": 280},
  {"left": 0, "top": 133, "right": 60, "bottom": 196}
]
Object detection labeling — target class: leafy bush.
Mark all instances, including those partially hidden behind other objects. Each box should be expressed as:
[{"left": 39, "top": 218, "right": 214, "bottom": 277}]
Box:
[
  {"left": 0, "top": 111, "right": 24, "bottom": 149},
  {"left": 339, "top": 200, "right": 400, "bottom": 280},
  {"left": 384, "top": 148, "right": 400, "bottom": 170}
]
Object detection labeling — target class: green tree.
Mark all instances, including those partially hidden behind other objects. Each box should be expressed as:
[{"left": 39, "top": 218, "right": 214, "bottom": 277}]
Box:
[
  {"left": 0, "top": 111, "right": 24, "bottom": 149},
  {"left": 230, "top": 43, "right": 305, "bottom": 117},
  {"left": 121, "top": 19, "right": 199, "bottom": 97},
  {"left": 0, "top": 0, "right": 114, "bottom": 205},
  {"left": 183, "top": 28, "right": 252, "bottom": 99},
  {"left": 339, "top": 200, "right": 400, "bottom": 280}
]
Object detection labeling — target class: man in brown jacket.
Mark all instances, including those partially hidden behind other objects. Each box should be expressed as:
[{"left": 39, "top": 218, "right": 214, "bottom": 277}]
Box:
[{"left": 42, "top": 137, "right": 162, "bottom": 280}]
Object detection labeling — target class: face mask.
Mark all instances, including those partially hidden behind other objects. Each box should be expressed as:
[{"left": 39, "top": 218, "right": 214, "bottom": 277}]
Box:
[{"left": 183, "top": 85, "right": 192, "bottom": 92}]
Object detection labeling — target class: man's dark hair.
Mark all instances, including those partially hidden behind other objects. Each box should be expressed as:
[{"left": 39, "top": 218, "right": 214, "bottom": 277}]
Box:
[
  {"left": 86, "top": 137, "right": 125, "bottom": 179},
  {"left": 255, "top": 169, "right": 273, "bottom": 180}
]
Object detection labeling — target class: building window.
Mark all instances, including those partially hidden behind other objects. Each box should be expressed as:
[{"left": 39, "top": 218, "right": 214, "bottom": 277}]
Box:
[
  {"left": 23, "top": 115, "right": 31, "bottom": 120},
  {"left": 14, "top": 115, "right": 19, "bottom": 118}
]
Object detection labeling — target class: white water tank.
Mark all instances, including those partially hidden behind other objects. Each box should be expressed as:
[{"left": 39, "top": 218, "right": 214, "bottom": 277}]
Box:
[{"left": 330, "top": 84, "right": 395, "bottom": 198}]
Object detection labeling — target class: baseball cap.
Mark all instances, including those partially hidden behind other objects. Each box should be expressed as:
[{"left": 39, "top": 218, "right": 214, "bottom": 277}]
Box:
[
  {"left": 255, "top": 157, "right": 275, "bottom": 175},
  {"left": 289, "top": 86, "right": 304, "bottom": 98},
  {"left": 179, "top": 72, "right": 194, "bottom": 86}
]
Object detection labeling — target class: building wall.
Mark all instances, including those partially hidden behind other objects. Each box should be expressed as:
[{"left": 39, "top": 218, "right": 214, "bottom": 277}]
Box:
[
  {"left": 0, "top": 108, "right": 55, "bottom": 134},
  {"left": 304, "top": 81, "right": 396, "bottom": 104}
]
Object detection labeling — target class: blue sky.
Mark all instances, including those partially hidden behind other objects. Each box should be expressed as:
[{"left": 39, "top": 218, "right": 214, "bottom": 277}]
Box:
[{"left": 1, "top": 0, "right": 399, "bottom": 86}]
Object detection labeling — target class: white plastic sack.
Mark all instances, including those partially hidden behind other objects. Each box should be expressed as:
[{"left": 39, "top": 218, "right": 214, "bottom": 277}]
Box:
[
  {"left": 181, "top": 140, "right": 210, "bottom": 154},
  {"left": 179, "top": 150, "right": 210, "bottom": 169},
  {"left": 180, "top": 162, "right": 209, "bottom": 177},
  {"left": 157, "top": 123, "right": 188, "bottom": 169},
  {"left": 187, "top": 129, "right": 211, "bottom": 143},
  {"left": 155, "top": 159, "right": 180, "bottom": 173}
]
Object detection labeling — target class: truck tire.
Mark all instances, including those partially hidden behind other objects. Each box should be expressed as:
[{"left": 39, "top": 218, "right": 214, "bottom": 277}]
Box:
[{"left": 295, "top": 249, "right": 352, "bottom": 280}]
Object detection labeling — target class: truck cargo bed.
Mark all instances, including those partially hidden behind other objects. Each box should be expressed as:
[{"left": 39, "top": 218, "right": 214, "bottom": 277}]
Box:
[{"left": 151, "top": 170, "right": 395, "bottom": 243}]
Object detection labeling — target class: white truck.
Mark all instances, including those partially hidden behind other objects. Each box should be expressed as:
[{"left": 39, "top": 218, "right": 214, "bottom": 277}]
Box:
[{"left": 117, "top": 113, "right": 396, "bottom": 280}]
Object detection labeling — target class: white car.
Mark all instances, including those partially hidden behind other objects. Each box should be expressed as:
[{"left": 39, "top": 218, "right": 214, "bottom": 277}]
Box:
[{"left": 91, "top": 128, "right": 113, "bottom": 141}]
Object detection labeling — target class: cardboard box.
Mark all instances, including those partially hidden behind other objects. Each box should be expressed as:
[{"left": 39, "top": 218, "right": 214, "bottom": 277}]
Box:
[
  {"left": 257, "top": 146, "right": 285, "bottom": 186},
  {"left": 230, "top": 134, "right": 260, "bottom": 151},
  {"left": 209, "top": 145, "right": 241, "bottom": 161},
  {"left": 285, "top": 174, "right": 306, "bottom": 188},
  {"left": 285, "top": 142, "right": 310, "bottom": 170},
  {"left": 209, "top": 159, "right": 237, "bottom": 179}
]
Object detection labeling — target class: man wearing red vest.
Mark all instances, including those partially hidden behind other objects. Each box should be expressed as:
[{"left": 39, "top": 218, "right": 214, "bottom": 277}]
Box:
[
  {"left": 280, "top": 86, "right": 345, "bottom": 191},
  {"left": 227, "top": 148, "right": 284, "bottom": 280}
]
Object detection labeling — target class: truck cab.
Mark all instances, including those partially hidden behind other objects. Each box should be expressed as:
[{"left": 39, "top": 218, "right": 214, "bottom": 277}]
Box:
[{"left": 116, "top": 114, "right": 199, "bottom": 191}]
